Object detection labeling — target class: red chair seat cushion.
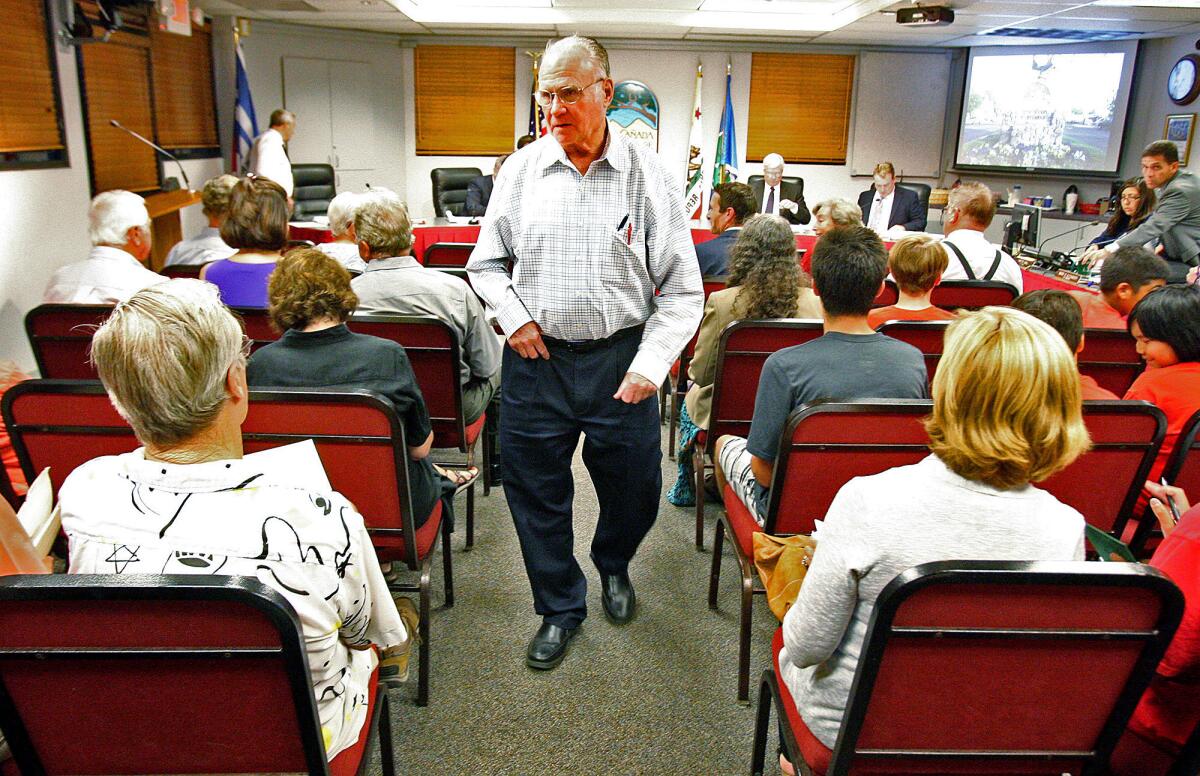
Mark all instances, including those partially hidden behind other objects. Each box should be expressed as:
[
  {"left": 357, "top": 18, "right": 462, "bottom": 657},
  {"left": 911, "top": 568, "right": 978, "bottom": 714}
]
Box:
[
  {"left": 773, "top": 628, "right": 833, "bottom": 776},
  {"left": 694, "top": 430, "right": 707, "bottom": 449},
  {"left": 464, "top": 413, "right": 486, "bottom": 447},
  {"left": 371, "top": 500, "right": 443, "bottom": 564},
  {"left": 328, "top": 665, "right": 379, "bottom": 776},
  {"left": 722, "top": 483, "right": 761, "bottom": 558}
]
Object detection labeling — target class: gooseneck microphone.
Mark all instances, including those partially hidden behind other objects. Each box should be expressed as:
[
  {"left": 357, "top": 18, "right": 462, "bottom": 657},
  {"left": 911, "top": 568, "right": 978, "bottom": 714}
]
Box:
[
  {"left": 109, "top": 119, "right": 191, "bottom": 191},
  {"left": 1037, "top": 220, "right": 1101, "bottom": 258}
]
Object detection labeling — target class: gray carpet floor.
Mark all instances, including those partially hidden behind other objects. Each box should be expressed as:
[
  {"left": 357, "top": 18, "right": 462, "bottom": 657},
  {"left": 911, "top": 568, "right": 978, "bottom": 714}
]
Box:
[{"left": 374, "top": 429, "right": 785, "bottom": 775}]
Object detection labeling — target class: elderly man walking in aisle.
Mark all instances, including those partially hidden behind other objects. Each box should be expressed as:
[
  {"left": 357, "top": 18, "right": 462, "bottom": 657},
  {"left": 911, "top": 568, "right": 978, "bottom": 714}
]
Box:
[{"left": 467, "top": 35, "right": 703, "bottom": 671}]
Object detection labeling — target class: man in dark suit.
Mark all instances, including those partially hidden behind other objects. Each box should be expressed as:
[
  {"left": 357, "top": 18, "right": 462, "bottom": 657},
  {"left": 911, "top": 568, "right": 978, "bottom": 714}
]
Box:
[
  {"left": 857, "top": 161, "right": 927, "bottom": 234},
  {"left": 696, "top": 182, "right": 756, "bottom": 276},
  {"left": 464, "top": 154, "right": 508, "bottom": 217},
  {"left": 751, "top": 153, "right": 810, "bottom": 225}
]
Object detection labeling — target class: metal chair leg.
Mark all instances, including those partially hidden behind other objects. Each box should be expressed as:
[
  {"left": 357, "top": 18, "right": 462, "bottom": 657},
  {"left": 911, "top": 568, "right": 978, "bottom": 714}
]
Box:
[
  {"left": 737, "top": 556, "right": 755, "bottom": 704},
  {"left": 441, "top": 516, "right": 454, "bottom": 609},
  {"left": 751, "top": 672, "right": 774, "bottom": 776},
  {"left": 378, "top": 691, "right": 396, "bottom": 776},
  {"left": 417, "top": 559, "right": 432, "bottom": 707},
  {"left": 709, "top": 518, "right": 725, "bottom": 609},
  {"left": 465, "top": 481, "right": 475, "bottom": 551},
  {"left": 695, "top": 444, "right": 706, "bottom": 551}
]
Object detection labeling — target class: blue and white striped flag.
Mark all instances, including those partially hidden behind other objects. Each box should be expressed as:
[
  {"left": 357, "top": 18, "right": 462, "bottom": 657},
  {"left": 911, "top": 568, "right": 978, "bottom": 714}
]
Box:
[
  {"left": 711, "top": 64, "right": 738, "bottom": 188},
  {"left": 232, "top": 35, "right": 258, "bottom": 173}
]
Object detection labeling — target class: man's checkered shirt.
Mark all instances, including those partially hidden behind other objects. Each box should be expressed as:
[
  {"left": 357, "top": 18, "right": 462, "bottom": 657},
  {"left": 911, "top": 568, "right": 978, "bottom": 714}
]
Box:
[{"left": 467, "top": 131, "right": 703, "bottom": 387}]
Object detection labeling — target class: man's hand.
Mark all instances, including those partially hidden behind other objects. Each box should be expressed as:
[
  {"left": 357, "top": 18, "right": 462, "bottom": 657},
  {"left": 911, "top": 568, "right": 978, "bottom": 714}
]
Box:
[
  {"left": 613, "top": 371, "right": 657, "bottom": 404},
  {"left": 780, "top": 199, "right": 798, "bottom": 214},
  {"left": 508, "top": 321, "right": 550, "bottom": 359},
  {"left": 1078, "top": 246, "right": 1105, "bottom": 268}
]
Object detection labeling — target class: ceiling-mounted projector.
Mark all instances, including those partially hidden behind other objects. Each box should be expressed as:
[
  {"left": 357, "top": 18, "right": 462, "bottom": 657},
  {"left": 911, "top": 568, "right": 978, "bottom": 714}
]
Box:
[{"left": 897, "top": 6, "right": 955, "bottom": 26}]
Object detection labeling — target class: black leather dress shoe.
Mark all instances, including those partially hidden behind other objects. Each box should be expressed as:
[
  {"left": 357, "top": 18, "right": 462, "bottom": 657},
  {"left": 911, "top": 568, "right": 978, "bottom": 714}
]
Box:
[
  {"left": 601, "top": 572, "right": 636, "bottom": 624},
  {"left": 526, "top": 623, "right": 577, "bottom": 670}
]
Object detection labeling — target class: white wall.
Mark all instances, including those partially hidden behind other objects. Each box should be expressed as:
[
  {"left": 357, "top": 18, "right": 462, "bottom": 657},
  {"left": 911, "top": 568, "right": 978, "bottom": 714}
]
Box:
[{"left": 0, "top": 40, "right": 93, "bottom": 373}]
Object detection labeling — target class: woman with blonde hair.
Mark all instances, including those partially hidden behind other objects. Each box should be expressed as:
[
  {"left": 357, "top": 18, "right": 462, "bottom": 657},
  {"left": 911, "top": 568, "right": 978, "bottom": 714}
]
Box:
[
  {"left": 668, "top": 215, "right": 820, "bottom": 506},
  {"left": 777, "top": 306, "right": 1091, "bottom": 773}
]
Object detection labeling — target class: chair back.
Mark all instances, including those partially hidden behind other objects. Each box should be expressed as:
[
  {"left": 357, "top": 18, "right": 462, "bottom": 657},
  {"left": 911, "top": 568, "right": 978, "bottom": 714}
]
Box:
[
  {"left": 874, "top": 282, "right": 899, "bottom": 307},
  {"left": 1079, "top": 327, "right": 1143, "bottom": 397},
  {"left": 231, "top": 306, "right": 282, "bottom": 353},
  {"left": 1163, "top": 409, "right": 1200, "bottom": 503},
  {"left": 896, "top": 181, "right": 932, "bottom": 210},
  {"left": 829, "top": 560, "right": 1183, "bottom": 775},
  {"left": 431, "top": 167, "right": 482, "bottom": 218},
  {"left": 345, "top": 314, "right": 468, "bottom": 451},
  {"left": 160, "top": 264, "right": 205, "bottom": 279},
  {"left": 2, "top": 380, "right": 137, "bottom": 495},
  {"left": 747, "top": 174, "right": 804, "bottom": 190},
  {"left": 706, "top": 319, "right": 823, "bottom": 455},
  {"left": 423, "top": 242, "right": 476, "bottom": 268},
  {"left": 0, "top": 574, "right": 330, "bottom": 775},
  {"left": 24, "top": 304, "right": 113, "bottom": 379},
  {"left": 240, "top": 389, "right": 423, "bottom": 569},
  {"left": 766, "top": 400, "right": 932, "bottom": 535},
  {"left": 678, "top": 276, "right": 729, "bottom": 365},
  {"left": 1039, "top": 401, "right": 1166, "bottom": 538},
  {"left": 291, "top": 163, "right": 336, "bottom": 219},
  {"left": 930, "top": 280, "right": 1019, "bottom": 310},
  {"left": 875, "top": 320, "right": 949, "bottom": 383}
]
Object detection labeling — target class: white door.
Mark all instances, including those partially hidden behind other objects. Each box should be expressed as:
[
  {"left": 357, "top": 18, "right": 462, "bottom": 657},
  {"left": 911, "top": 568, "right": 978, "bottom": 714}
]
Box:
[
  {"left": 329, "top": 60, "right": 375, "bottom": 172},
  {"left": 282, "top": 57, "right": 333, "bottom": 167}
]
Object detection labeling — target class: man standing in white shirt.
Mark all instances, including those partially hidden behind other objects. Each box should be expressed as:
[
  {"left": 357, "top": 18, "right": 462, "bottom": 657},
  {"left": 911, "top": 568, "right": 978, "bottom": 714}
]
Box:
[
  {"left": 939, "top": 182, "right": 1024, "bottom": 292},
  {"left": 44, "top": 191, "right": 166, "bottom": 304},
  {"left": 751, "top": 153, "right": 810, "bottom": 225},
  {"left": 468, "top": 35, "right": 703, "bottom": 671},
  {"left": 250, "top": 109, "right": 296, "bottom": 199}
]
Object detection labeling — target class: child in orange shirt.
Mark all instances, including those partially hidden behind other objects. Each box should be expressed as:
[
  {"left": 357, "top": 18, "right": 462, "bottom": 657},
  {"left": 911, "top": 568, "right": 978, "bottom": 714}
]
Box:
[
  {"left": 869, "top": 234, "right": 957, "bottom": 329},
  {"left": 1124, "top": 286, "right": 1200, "bottom": 486},
  {"left": 1012, "top": 290, "right": 1119, "bottom": 400}
]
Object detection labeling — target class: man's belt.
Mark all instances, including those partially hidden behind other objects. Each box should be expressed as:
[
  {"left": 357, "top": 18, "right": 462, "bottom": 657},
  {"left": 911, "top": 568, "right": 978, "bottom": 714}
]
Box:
[{"left": 541, "top": 324, "right": 644, "bottom": 354}]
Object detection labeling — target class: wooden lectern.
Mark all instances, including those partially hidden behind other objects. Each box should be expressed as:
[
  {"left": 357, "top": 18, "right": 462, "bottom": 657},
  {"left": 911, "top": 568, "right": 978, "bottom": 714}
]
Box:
[{"left": 144, "top": 189, "right": 202, "bottom": 272}]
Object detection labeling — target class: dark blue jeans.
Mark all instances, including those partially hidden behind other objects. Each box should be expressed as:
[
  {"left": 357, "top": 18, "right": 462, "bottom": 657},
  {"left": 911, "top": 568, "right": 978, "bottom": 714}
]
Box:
[{"left": 500, "top": 333, "right": 662, "bottom": 629}]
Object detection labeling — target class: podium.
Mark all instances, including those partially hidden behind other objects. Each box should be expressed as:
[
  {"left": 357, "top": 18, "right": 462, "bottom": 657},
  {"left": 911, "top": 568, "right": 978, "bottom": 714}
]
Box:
[{"left": 144, "top": 189, "right": 202, "bottom": 272}]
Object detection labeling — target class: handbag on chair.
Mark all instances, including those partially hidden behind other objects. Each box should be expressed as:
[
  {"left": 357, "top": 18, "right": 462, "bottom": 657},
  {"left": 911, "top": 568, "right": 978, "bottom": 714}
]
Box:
[{"left": 752, "top": 532, "right": 816, "bottom": 621}]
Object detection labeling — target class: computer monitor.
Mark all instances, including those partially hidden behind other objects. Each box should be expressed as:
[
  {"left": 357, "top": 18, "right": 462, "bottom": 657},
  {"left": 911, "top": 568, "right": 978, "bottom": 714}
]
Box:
[{"left": 1005, "top": 203, "right": 1042, "bottom": 255}]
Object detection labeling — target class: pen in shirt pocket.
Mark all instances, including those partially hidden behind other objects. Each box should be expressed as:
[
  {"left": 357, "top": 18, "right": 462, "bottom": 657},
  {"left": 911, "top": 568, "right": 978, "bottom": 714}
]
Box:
[{"left": 616, "top": 214, "right": 632, "bottom": 246}]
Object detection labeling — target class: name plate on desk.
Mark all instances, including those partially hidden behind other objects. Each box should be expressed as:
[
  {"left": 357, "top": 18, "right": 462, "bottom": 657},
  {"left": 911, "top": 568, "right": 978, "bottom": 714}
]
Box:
[{"left": 1055, "top": 269, "right": 1083, "bottom": 284}]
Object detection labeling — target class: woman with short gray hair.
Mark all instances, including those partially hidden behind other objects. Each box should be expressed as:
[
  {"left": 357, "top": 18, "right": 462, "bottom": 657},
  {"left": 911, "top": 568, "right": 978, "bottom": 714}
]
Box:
[
  {"left": 812, "top": 198, "right": 863, "bottom": 237},
  {"left": 60, "top": 279, "right": 414, "bottom": 762},
  {"left": 316, "top": 190, "right": 367, "bottom": 275}
]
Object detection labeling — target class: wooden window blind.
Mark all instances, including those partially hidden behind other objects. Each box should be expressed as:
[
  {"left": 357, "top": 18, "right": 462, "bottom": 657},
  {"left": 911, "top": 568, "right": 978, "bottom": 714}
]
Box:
[
  {"left": 150, "top": 22, "right": 217, "bottom": 149},
  {"left": 0, "top": 0, "right": 66, "bottom": 157},
  {"left": 747, "top": 53, "right": 855, "bottom": 165},
  {"left": 415, "top": 46, "right": 514, "bottom": 156},
  {"left": 79, "top": 33, "right": 159, "bottom": 192}
]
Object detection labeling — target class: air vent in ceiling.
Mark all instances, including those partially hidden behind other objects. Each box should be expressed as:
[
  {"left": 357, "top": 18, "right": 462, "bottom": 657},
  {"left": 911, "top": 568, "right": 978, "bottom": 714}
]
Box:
[{"left": 985, "top": 27, "right": 1135, "bottom": 40}]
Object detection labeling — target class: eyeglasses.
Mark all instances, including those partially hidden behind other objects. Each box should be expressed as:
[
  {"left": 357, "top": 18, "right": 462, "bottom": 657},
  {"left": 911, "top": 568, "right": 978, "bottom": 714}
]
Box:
[
  {"left": 1121, "top": 194, "right": 1142, "bottom": 201},
  {"left": 533, "top": 78, "right": 605, "bottom": 109}
]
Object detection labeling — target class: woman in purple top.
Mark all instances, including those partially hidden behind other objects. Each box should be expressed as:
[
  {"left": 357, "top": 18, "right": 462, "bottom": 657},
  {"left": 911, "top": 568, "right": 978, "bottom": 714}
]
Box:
[{"left": 200, "top": 176, "right": 287, "bottom": 308}]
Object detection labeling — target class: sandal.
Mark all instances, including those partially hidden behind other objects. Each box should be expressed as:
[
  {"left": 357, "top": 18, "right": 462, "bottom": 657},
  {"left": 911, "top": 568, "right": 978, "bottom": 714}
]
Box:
[{"left": 434, "top": 464, "right": 480, "bottom": 493}]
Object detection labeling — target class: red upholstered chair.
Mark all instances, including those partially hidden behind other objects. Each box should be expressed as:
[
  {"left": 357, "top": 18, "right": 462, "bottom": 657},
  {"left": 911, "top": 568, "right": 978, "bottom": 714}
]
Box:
[
  {"left": 875, "top": 320, "right": 949, "bottom": 384},
  {"left": 160, "top": 263, "right": 207, "bottom": 279},
  {"left": 422, "top": 242, "right": 475, "bottom": 268},
  {"left": 24, "top": 304, "right": 279, "bottom": 380},
  {"left": 240, "top": 388, "right": 449, "bottom": 706},
  {"left": 873, "top": 281, "right": 899, "bottom": 308},
  {"left": 1131, "top": 408, "right": 1200, "bottom": 554},
  {"left": 667, "top": 276, "right": 727, "bottom": 460},
  {"left": 1079, "top": 327, "right": 1144, "bottom": 398},
  {"left": 346, "top": 314, "right": 486, "bottom": 548},
  {"left": 1038, "top": 401, "right": 1166, "bottom": 543},
  {"left": 3, "top": 381, "right": 446, "bottom": 706},
  {"left": 0, "top": 574, "right": 394, "bottom": 775},
  {"left": 752, "top": 560, "right": 1184, "bottom": 776},
  {"left": 711, "top": 399, "right": 933, "bottom": 702},
  {"left": 930, "top": 279, "right": 1019, "bottom": 310},
  {"left": 694, "top": 319, "right": 824, "bottom": 550},
  {"left": 24, "top": 303, "right": 113, "bottom": 379}
]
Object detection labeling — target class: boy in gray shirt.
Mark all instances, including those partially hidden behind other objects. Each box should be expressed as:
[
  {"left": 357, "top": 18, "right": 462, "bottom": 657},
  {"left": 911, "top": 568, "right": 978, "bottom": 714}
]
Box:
[{"left": 715, "top": 226, "right": 929, "bottom": 521}]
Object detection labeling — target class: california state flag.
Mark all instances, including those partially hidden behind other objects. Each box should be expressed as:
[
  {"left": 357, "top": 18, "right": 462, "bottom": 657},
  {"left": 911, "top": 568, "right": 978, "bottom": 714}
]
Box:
[{"left": 682, "top": 64, "right": 704, "bottom": 221}]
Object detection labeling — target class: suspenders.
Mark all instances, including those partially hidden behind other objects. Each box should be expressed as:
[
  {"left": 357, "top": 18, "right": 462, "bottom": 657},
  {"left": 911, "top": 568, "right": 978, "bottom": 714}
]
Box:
[{"left": 945, "top": 242, "right": 1003, "bottom": 281}]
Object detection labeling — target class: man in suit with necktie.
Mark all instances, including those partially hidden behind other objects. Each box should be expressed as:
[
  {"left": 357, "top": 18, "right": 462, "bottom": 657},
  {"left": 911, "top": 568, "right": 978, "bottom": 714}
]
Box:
[
  {"left": 751, "top": 153, "right": 810, "bottom": 226},
  {"left": 464, "top": 155, "right": 509, "bottom": 217},
  {"left": 695, "top": 182, "right": 755, "bottom": 276},
  {"left": 857, "top": 161, "right": 927, "bottom": 235},
  {"left": 1083, "top": 141, "right": 1200, "bottom": 283}
]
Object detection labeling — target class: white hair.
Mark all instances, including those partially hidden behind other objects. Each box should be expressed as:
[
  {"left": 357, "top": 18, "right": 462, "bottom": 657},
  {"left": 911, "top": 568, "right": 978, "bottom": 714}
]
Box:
[
  {"left": 543, "top": 35, "right": 610, "bottom": 78},
  {"left": 91, "top": 279, "right": 244, "bottom": 447},
  {"left": 354, "top": 189, "right": 412, "bottom": 256},
  {"left": 814, "top": 198, "right": 863, "bottom": 227},
  {"left": 762, "top": 153, "right": 785, "bottom": 170},
  {"left": 88, "top": 190, "right": 150, "bottom": 247},
  {"left": 326, "top": 191, "right": 363, "bottom": 237}
]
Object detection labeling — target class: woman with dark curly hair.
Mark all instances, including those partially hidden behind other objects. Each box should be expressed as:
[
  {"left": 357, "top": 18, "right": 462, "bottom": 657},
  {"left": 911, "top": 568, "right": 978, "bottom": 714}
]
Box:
[
  {"left": 1091, "top": 178, "right": 1156, "bottom": 246},
  {"left": 667, "top": 215, "right": 821, "bottom": 506},
  {"left": 246, "top": 248, "right": 468, "bottom": 534}
]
